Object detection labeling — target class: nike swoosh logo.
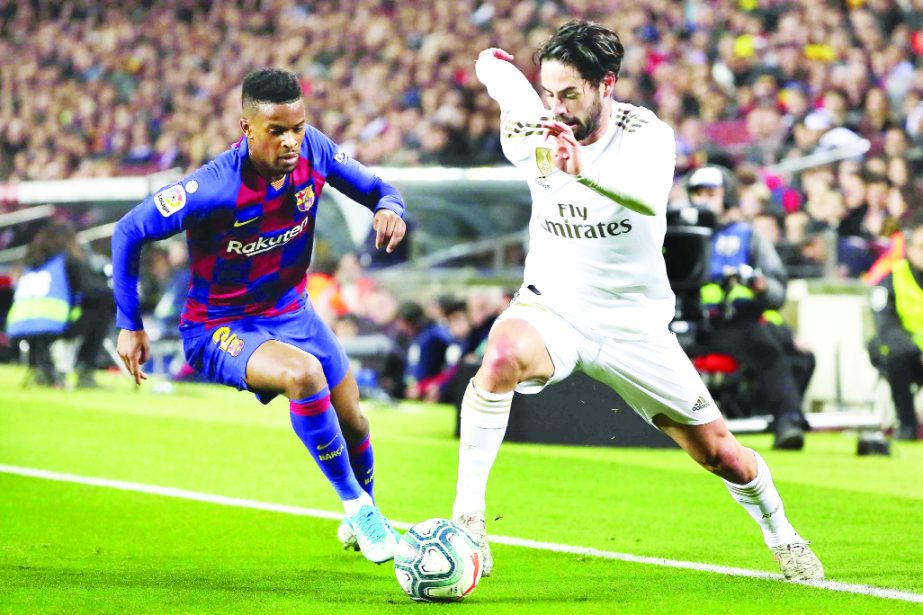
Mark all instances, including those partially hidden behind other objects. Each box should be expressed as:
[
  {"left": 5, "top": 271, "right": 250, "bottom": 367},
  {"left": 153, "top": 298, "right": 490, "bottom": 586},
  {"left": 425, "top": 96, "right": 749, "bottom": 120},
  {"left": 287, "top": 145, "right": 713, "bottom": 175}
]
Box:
[
  {"left": 233, "top": 216, "right": 259, "bottom": 227},
  {"left": 316, "top": 436, "right": 338, "bottom": 451}
]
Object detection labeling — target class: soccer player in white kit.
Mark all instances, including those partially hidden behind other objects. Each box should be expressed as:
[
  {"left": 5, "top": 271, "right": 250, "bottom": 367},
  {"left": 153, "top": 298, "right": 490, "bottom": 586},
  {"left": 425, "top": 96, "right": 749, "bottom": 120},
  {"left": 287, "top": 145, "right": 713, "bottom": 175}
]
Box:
[{"left": 451, "top": 21, "right": 823, "bottom": 582}]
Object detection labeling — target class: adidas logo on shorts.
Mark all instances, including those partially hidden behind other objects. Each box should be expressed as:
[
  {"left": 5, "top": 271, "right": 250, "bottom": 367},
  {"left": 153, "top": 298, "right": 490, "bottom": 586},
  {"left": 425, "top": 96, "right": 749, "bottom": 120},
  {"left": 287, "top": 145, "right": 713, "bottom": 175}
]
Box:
[{"left": 691, "top": 395, "right": 711, "bottom": 413}]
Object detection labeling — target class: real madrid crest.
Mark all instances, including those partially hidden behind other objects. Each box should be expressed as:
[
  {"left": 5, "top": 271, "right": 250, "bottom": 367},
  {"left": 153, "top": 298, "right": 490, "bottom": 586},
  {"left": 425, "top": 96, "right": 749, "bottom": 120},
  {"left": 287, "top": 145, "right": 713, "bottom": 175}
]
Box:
[
  {"left": 295, "top": 185, "right": 315, "bottom": 212},
  {"left": 535, "top": 147, "right": 555, "bottom": 178}
]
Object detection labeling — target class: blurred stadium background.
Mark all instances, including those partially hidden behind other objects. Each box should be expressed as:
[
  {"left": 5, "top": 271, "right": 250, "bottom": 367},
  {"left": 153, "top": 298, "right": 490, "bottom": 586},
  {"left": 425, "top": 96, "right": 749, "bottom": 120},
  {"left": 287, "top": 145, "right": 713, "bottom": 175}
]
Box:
[{"left": 2, "top": 0, "right": 923, "bottom": 610}]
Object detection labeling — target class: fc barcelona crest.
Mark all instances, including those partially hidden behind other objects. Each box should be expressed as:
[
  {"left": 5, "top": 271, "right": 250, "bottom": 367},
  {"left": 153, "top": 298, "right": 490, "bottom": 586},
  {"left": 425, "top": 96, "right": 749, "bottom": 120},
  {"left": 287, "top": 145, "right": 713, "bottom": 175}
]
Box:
[
  {"left": 295, "top": 185, "right": 315, "bottom": 212},
  {"left": 535, "top": 147, "right": 555, "bottom": 177}
]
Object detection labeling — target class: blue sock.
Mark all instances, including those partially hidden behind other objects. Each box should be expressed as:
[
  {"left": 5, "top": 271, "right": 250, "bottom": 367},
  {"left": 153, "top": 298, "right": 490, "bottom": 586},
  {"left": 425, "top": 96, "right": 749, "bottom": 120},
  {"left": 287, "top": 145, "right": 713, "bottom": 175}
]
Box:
[
  {"left": 290, "top": 388, "right": 365, "bottom": 502},
  {"left": 348, "top": 435, "right": 375, "bottom": 500}
]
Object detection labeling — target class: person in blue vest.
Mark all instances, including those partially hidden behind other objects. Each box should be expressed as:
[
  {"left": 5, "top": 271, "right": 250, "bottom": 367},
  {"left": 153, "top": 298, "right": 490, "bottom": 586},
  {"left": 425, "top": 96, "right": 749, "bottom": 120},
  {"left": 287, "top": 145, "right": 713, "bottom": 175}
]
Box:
[
  {"left": 687, "top": 166, "right": 813, "bottom": 450},
  {"left": 868, "top": 214, "right": 923, "bottom": 441},
  {"left": 5, "top": 220, "right": 113, "bottom": 387}
]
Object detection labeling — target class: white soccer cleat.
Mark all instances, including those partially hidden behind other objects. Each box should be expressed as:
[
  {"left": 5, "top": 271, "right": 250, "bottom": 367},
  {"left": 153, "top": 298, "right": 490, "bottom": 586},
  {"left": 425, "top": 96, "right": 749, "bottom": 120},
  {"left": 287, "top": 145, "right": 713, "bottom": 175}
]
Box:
[
  {"left": 344, "top": 505, "right": 400, "bottom": 564},
  {"left": 772, "top": 542, "right": 824, "bottom": 581},
  {"left": 338, "top": 516, "right": 400, "bottom": 552},
  {"left": 455, "top": 512, "right": 493, "bottom": 578}
]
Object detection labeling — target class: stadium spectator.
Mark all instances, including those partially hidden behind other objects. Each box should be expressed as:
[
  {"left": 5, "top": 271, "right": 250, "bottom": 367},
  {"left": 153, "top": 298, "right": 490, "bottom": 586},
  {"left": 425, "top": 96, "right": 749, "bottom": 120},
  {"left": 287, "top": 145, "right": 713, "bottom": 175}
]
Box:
[{"left": 394, "top": 300, "right": 454, "bottom": 402}]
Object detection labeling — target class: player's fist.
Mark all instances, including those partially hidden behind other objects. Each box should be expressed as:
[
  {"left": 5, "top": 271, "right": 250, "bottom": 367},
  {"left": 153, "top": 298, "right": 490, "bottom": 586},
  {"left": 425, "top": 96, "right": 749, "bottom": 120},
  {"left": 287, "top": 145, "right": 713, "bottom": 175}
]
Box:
[
  {"left": 117, "top": 328, "right": 150, "bottom": 385},
  {"left": 373, "top": 209, "right": 406, "bottom": 253},
  {"left": 479, "top": 48, "right": 514, "bottom": 63}
]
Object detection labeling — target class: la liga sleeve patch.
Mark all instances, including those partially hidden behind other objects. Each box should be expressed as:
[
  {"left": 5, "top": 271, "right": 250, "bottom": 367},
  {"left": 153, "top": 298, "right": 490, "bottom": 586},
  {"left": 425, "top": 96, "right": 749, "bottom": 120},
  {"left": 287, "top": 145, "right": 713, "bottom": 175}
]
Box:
[{"left": 154, "top": 184, "right": 187, "bottom": 217}]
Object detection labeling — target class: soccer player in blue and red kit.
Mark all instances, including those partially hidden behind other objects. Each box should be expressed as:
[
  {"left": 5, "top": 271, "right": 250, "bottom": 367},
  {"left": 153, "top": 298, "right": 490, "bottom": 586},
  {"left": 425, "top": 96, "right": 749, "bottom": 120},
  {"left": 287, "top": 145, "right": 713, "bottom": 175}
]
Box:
[{"left": 112, "top": 69, "right": 406, "bottom": 563}]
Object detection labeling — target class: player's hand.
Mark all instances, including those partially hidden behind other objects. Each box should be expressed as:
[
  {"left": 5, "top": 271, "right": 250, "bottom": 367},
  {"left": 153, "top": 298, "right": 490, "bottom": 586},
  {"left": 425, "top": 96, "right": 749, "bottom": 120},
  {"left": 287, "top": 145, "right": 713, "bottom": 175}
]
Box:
[
  {"left": 117, "top": 329, "right": 150, "bottom": 385},
  {"left": 479, "top": 48, "right": 514, "bottom": 63},
  {"left": 373, "top": 209, "right": 406, "bottom": 253},
  {"left": 540, "top": 119, "right": 582, "bottom": 175}
]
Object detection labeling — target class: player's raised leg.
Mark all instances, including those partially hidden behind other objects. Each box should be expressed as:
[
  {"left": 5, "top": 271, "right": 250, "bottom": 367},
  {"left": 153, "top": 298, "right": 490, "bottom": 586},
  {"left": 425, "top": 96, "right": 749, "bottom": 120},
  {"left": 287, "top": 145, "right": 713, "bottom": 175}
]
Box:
[
  {"left": 452, "top": 318, "right": 555, "bottom": 577},
  {"left": 246, "top": 341, "right": 398, "bottom": 563},
  {"left": 328, "top": 368, "right": 400, "bottom": 550},
  {"left": 653, "top": 415, "right": 824, "bottom": 580}
]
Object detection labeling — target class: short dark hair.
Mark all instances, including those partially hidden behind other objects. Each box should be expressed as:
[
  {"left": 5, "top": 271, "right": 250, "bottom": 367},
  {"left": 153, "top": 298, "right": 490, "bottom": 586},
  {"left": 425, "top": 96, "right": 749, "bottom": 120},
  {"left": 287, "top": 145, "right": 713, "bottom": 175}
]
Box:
[
  {"left": 535, "top": 20, "right": 624, "bottom": 85},
  {"left": 241, "top": 69, "right": 302, "bottom": 112}
]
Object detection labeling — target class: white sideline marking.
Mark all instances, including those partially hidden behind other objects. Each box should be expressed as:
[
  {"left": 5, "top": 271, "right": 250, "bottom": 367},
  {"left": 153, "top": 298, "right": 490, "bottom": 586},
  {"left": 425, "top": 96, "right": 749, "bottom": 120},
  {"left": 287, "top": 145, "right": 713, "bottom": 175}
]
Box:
[{"left": 2, "top": 464, "right": 921, "bottom": 604}]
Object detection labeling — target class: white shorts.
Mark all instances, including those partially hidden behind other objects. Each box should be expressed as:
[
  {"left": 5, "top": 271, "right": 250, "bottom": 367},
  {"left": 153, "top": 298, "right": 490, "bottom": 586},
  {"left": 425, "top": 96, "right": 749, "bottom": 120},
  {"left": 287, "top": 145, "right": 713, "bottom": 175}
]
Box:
[{"left": 494, "top": 295, "right": 721, "bottom": 427}]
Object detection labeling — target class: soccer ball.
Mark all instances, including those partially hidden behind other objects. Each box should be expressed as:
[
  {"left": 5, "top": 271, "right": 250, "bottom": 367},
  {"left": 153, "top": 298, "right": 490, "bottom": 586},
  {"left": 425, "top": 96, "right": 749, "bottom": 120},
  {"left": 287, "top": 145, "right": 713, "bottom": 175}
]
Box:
[{"left": 394, "top": 518, "right": 483, "bottom": 602}]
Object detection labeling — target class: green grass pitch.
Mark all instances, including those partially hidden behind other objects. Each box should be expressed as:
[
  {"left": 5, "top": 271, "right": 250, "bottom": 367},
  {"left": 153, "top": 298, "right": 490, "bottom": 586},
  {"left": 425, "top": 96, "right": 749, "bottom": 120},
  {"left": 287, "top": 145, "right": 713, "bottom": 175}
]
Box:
[{"left": 1, "top": 365, "right": 922, "bottom": 613}]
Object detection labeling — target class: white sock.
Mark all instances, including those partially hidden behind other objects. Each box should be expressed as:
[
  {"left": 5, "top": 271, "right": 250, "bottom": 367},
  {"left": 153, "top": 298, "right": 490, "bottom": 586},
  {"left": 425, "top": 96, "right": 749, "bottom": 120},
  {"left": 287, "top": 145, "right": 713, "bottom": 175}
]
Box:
[
  {"left": 452, "top": 380, "right": 514, "bottom": 519},
  {"left": 723, "top": 450, "right": 802, "bottom": 548},
  {"left": 342, "top": 491, "right": 374, "bottom": 517}
]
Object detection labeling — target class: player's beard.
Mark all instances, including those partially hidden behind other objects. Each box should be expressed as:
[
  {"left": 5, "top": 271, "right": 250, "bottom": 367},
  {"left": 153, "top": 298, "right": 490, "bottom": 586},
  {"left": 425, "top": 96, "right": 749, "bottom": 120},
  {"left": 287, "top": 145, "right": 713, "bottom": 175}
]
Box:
[{"left": 560, "top": 93, "right": 603, "bottom": 143}]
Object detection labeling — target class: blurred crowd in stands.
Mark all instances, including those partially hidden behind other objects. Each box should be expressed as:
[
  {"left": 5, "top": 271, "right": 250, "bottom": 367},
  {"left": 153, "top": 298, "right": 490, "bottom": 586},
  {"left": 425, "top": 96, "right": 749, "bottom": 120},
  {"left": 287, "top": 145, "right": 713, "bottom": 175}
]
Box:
[{"left": 3, "top": 0, "right": 923, "bottom": 280}]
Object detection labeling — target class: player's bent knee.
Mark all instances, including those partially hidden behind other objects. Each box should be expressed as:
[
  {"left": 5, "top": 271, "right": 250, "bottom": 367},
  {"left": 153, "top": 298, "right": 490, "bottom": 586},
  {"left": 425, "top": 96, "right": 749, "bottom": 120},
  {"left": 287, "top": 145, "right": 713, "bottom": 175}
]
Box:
[
  {"left": 479, "top": 343, "right": 524, "bottom": 389},
  {"left": 281, "top": 353, "right": 327, "bottom": 399}
]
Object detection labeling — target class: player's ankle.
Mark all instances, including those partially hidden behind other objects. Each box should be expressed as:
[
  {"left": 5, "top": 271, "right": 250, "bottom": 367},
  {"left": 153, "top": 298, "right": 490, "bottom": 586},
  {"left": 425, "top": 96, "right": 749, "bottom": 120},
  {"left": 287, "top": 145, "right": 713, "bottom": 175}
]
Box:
[{"left": 343, "top": 492, "right": 374, "bottom": 516}]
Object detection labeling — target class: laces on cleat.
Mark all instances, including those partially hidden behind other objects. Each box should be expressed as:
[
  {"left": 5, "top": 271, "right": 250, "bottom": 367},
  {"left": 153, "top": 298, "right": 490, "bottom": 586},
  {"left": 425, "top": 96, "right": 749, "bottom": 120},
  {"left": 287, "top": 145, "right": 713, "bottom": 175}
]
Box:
[{"left": 352, "top": 506, "right": 390, "bottom": 543}]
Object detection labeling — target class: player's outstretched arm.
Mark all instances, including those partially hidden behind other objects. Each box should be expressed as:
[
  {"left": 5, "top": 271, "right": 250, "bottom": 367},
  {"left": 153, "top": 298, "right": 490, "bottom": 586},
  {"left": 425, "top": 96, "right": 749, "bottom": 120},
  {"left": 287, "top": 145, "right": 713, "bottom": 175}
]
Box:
[
  {"left": 474, "top": 48, "right": 544, "bottom": 114},
  {"left": 111, "top": 176, "right": 205, "bottom": 383}
]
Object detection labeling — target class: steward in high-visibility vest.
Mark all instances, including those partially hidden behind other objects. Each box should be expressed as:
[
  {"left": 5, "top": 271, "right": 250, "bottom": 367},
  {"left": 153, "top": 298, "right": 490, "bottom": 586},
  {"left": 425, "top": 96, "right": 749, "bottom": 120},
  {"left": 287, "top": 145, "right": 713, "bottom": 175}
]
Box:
[
  {"left": 869, "top": 219, "right": 923, "bottom": 441},
  {"left": 4, "top": 220, "right": 113, "bottom": 388},
  {"left": 6, "top": 253, "right": 77, "bottom": 338}
]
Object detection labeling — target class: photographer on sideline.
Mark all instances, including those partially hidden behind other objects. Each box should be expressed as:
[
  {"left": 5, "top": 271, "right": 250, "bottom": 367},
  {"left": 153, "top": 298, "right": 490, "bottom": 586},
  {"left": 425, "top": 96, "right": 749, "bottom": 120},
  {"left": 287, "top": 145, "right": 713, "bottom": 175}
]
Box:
[{"left": 688, "top": 166, "right": 813, "bottom": 450}]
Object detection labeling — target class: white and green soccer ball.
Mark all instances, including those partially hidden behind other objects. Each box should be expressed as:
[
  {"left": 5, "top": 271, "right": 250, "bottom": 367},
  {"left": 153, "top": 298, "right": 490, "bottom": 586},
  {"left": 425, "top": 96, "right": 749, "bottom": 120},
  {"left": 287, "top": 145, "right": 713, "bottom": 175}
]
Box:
[{"left": 394, "top": 518, "right": 483, "bottom": 602}]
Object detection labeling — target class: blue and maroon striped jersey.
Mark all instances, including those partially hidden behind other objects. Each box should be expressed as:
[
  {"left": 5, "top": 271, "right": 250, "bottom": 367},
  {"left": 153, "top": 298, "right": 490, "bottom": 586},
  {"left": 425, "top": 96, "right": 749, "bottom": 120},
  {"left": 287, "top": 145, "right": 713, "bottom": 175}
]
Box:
[{"left": 112, "top": 126, "right": 404, "bottom": 331}]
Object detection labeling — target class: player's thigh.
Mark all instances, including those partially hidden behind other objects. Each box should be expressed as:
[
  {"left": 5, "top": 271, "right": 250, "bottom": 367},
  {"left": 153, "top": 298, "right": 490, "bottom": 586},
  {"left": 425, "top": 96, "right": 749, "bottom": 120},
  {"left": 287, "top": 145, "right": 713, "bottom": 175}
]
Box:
[
  {"left": 283, "top": 308, "right": 352, "bottom": 391},
  {"left": 183, "top": 321, "right": 296, "bottom": 393},
  {"left": 245, "top": 339, "right": 325, "bottom": 394},
  {"left": 587, "top": 330, "right": 721, "bottom": 426}
]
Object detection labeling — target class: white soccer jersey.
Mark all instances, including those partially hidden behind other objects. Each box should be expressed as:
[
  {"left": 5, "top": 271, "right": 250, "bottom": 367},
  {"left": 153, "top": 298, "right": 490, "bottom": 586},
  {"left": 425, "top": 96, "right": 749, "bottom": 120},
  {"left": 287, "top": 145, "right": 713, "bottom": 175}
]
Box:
[{"left": 477, "top": 54, "right": 677, "bottom": 340}]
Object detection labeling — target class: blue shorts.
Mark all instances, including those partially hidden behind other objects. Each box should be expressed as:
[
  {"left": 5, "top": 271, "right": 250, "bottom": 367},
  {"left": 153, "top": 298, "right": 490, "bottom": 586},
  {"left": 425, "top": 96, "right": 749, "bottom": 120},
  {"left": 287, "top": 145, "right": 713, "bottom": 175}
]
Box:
[{"left": 181, "top": 305, "right": 350, "bottom": 404}]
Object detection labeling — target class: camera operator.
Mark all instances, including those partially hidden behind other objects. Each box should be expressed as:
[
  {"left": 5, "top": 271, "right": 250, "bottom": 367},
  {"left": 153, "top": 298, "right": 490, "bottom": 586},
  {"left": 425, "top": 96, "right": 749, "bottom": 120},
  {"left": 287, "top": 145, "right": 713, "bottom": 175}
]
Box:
[{"left": 686, "top": 166, "right": 814, "bottom": 450}]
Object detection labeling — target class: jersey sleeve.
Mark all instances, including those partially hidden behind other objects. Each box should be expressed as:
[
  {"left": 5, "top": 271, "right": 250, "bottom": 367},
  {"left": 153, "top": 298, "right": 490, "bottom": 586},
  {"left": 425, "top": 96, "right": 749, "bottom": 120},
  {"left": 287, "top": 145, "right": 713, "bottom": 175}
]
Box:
[
  {"left": 475, "top": 53, "right": 549, "bottom": 166},
  {"left": 576, "top": 114, "right": 676, "bottom": 217},
  {"left": 111, "top": 162, "right": 231, "bottom": 330},
  {"left": 308, "top": 127, "right": 405, "bottom": 218}
]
